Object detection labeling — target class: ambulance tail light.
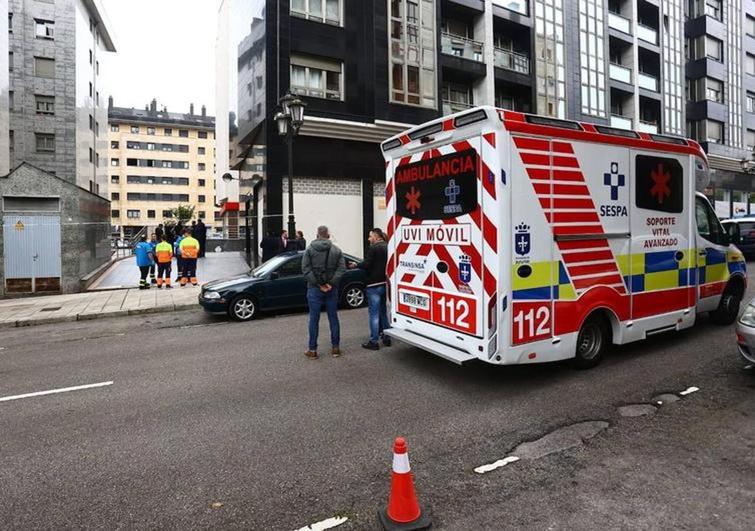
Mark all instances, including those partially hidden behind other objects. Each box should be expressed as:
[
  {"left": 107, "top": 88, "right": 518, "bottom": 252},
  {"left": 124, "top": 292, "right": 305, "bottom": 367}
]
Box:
[{"left": 488, "top": 294, "right": 498, "bottom": 337}]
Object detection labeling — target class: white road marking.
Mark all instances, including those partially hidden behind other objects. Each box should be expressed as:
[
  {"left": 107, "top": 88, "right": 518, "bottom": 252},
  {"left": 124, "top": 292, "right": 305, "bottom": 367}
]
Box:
[
  {"left": 0, "top": 381, "right": 113, "bottom": 403},
  {"left": 679, "top": 386, "right": 699, "bottom": 396},
  {"left": 294, "top": 516, "right": 348, "bottom": 531},
  {"left": 474, "top": 456, "right": 520, "bottom": 474}
]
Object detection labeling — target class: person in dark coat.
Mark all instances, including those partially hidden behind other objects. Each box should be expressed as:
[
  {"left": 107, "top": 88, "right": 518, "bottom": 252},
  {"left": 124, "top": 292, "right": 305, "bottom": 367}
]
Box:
[
  {"left": 260, "top": 231, "right": 279, "bottom": 263},
  {"left": 279, "top": 230, "right": 290, "bottom": 254},
  {"left": 155, "top": 224, "right": 164, "bottom": 241},
  {"left": 190, "top": 220, "right": 197, "bottom": 237},
  {"left": 296, "top": 230, "right": 307, "bottom": 251},
  {"left": 195, "top": 219, "right": 207, "bottom": 258},
  {"left": 349, "top": 228, "right": 391, "bottom": 350}
]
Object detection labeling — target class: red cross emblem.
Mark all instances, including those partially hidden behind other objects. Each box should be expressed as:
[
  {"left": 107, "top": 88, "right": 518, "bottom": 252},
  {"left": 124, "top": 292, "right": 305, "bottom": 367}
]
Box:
[
  {"left": 650, "top": 163, "right": 672, "bottom": 204},
  {"left": 405, "top": 186, "right": 421, "bottom": 215}
]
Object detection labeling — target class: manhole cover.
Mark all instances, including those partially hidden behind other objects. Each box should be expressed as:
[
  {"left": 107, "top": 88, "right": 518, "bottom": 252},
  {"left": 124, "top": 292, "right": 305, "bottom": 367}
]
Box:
[{"left": 39, "top": 306, "right": 62, "bottom": 312}]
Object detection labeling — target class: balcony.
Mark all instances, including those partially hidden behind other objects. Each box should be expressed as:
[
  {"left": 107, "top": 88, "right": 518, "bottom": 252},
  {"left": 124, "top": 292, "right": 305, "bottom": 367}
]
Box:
[
  {"left": 441, "top": 33, "right": 484, "bottom": 62},
  {"left": 494, "top": 48, "right": 530, "bottom": 74},
  {"left": 637, "top": 24, "right": 658, "bottom": 45},
  {"left": 638, "top": 120, "right": 659, "bottom": 134},
  {"left": 638, "top": 72, "right": 659, "bottom": 91},
  {"left": 608, "top": 12, "right": 632, "bottom": 34},
  {"left": 442, "top": 100, "right": 474, "bottom": 115},
  {"left": 610, "top": 115, "right": 633, "bottom": 129},
  {"left": 609, "top": 63, "right": 632, "bottom": 84}
]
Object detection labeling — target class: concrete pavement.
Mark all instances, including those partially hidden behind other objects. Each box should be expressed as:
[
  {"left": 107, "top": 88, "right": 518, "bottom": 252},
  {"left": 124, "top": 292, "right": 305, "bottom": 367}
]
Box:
[{"left": 0, "top": 294, "right": 753, "bottom": 529}]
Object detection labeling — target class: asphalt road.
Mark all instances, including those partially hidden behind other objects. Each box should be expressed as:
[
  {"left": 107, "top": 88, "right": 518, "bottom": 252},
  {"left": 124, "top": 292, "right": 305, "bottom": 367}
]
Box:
[{"left": 0, "top": 283, "right": 753, "bottom": 529}]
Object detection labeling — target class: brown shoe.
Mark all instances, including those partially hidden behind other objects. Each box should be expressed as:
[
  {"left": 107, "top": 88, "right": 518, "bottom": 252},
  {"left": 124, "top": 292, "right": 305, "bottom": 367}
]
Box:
[
  {"left": 331, "top": 347, "right": 341, "bottom": 357},
  {"left": 305, "top": 350, "right": 319, "bottom": 360}
]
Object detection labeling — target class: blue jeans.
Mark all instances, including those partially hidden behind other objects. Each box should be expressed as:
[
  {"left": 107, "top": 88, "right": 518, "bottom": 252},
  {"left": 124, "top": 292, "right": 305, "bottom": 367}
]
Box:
[
  {"left": 366, "top": 284, "right": 390, "bottom": 344},
  {"left": 307, "top": 287, "right": 340, "bottom": 352}
]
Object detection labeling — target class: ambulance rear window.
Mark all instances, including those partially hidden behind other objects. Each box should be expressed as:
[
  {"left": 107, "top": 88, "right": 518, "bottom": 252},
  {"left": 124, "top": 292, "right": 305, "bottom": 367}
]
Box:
[
  {"left": 635, "top": 155, "right": 683, "bottom": 214},
  {"left": 394, "top": 148, "right": 479, "bottom": 220}
]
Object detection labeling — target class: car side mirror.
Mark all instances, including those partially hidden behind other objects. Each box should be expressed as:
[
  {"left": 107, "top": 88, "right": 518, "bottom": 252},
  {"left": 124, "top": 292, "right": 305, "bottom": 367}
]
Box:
[{"left": 269, "top": 271, "right": 280, "bottom": 280}]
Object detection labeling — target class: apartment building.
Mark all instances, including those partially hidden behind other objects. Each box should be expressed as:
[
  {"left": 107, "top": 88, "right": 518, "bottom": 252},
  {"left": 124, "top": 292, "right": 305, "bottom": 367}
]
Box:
[
  {"left": 5, "top": 0, "right": 115, "bottom": 195},
  {"left": 216, "top": 1, "right": 755, "bottom": 257},
  {"left": 108, "top": 99, "right": 219, "bottom": 238}
]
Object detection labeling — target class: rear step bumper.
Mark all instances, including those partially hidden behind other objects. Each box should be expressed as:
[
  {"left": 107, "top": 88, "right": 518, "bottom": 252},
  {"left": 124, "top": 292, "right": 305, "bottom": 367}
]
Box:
[{"left": 385, "top": 328, "right": 476, "bottom": 365}]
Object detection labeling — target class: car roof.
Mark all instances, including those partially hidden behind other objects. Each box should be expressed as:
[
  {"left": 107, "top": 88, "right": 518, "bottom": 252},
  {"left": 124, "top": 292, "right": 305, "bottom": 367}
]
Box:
[{"left": 723, "top": 217, "right": 755, "bottom": 223}]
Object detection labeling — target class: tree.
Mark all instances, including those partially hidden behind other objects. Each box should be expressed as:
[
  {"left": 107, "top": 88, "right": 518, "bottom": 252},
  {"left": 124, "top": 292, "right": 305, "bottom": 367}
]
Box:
[{"left": 171, "top": 204, "right": 195, "bottom": 222}]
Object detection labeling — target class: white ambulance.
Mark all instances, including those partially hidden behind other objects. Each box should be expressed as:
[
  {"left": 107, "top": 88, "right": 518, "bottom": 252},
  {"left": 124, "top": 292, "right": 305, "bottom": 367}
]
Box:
[{"left": 381, "top": 106, "right": 747, "bottom": 368}]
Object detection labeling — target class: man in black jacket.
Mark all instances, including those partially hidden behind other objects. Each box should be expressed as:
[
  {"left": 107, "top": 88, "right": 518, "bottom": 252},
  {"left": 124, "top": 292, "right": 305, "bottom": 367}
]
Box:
[
  {"left": 349, "top": 228, "right": 391, "bottom": 350},
  {"left": 302, "top": 226, "right": 346, "bottom": 359},
  {"left": 260, "top": 231, "right": 279, "bottom": 263}
]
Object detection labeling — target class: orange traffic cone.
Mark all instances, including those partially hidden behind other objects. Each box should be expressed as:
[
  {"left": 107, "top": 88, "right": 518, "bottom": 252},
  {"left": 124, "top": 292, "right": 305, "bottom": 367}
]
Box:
[{"left": 378, "top": 437, "right": 431, "bottom": 530}]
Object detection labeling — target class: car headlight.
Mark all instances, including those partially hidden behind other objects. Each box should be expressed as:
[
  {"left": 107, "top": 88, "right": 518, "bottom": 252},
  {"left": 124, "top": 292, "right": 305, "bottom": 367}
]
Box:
[
  {"left": 203, "top": 290, "right": 221, "bottom": 300},
  {"left": 739, "top": 304, "right": 755, "bottom": 326}
]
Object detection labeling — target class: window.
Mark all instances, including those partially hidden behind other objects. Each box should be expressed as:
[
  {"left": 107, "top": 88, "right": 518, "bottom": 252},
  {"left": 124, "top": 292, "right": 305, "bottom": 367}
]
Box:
[
  {"left": 748, "top": 92, "right": 755, "bottom": 113},
  {"left": 111, "top": 210, "right": 119, "bottom": 218},
  {"left": 706, "top": 119, "right": 723, "bottom": 143},
  {"left": 705, "top": 36, "right": 723, "bottom": 61},
  {"left": 111, "top": 158, "right": 119, "bottom": 166},
  {"left": 389, "top": 0, "right": 437, "bottom": 107},
  {"left": 35, "top": 133, "right": 55, "bottom": 153},
  {"left": 8, "top": 130, "right": 12, "bottom": 151},
  {"left": 179, "top": 129, "right": 189, "bottom": 138},
  {"left": 635, "top": 155, "right": 683, "bottom": 213},
  {"left": 131, "top": 125, "right": 139, "bottom": 134},
  {"left": 695, "top": 196, "right": 726, "bottom": 245},
  {"left": 34, "top": 57, "right": 55, "bottom": 78},
  {"left": 89, "top": 115, "right": 94, "bottom": 131},
  {"left": 96, "top": 61, "right": 99, "bottom": 75},
  {"left": 747, "top": 54, "right": 755, "bottom": 76},
  {"left": 147, "top": 127, "right": 155, "bottom": 135},
  {"left": 111, "top": 140, "right": 119, "bottom": 149},
  {"left": 747, "top": 15, "right": 755, "bottom": 37},
  {"left": 127, "top": 210, "right": 140, "bottom": 219},
  {"left": 703, "top": 0, "right": 722, "bottom": 20},
  {"left": 290, "top": 54, "right": 343, "bottom": 100},
  {"left": 198, "top": 211, "right": 206, "bottom": 219},
  {"left": 747, "top": 130, "right": 755, "bottom": 150},
  {"left": 95, "top": 122, "right": 99, "bottom": 137},
  {"left": 162, "top": 210, "right": 173, "bottom": 218},
  {"left": 492, "top": 0, "right": 527, "bottom": 15},
  {"left": 111, "top": 124, "right": 119, "bottom": 132},
  {"left": 111, "top": 175, "right": 119, "bottom": 184},
  {"left": 198, "top": 163, "right": 206, "bottom": 171},
  {"left": 198, "top": 195, "right": 206, "bottom": 203},
  {"left": 291, "top": 0, "right": 342, "bottom": 25},
  {"left": 198, "top": 147, "right": 206, "bottom": 155},
  {"left": 148, "top": 210, "right": 156, "bottom": 219},
  {"left": 8, "top": 12, "right": 12, "bottom": 33},
  {"left": 96, "top": 152, "right": 100, "bottom": 167},
  {"left": 89, "top": 148, "right": 93, "bottom": 163},
  {"left": 34, "top": 19, "right": 54, "bottom": 39},
  {"left": 705, "top": 77, "right": 723, "bottom": 103},
  {"left": 198, "top": 131, "right": 208, "bottom": 139},
  {"left": 96, "top": 92, "right": 99, "bottom": 106},
  {"left": 7, "top": 91, "right": 12, "bottom": 111},
  {"left": 164, "top": 128, "right": 172, "bottom": 136},
  {"left": 8, "top": 51, "right": 13, "bottom": 71},
  {"left": 198, "top": 179, "right": 206, "bottom": 187},
  {"left": 111, "top": 192, "right": 119, "bottom": 200},
  {"left": 89, "top": 81, "right": 93, "bottom": 97},
  {"left": 277, "top": 256, "right": 304, "bottom": 277},
  {"left": 89, "top": 49, "right": 93, "bottom": 64}
]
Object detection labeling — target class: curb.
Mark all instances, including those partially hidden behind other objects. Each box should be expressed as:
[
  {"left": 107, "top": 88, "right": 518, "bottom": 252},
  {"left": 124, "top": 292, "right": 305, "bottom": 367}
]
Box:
[{"left": 4, "top": 302, "right": 200, "bottom": 328}]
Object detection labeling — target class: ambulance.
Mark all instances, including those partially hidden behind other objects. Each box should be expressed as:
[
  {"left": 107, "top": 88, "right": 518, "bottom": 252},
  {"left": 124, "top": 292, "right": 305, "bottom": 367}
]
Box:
[{"left": 381, "top": 106, "right": 746, "bottom": 369}]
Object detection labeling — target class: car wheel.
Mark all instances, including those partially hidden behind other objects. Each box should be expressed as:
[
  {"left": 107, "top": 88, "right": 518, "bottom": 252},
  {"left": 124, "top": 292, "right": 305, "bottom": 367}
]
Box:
[
  {"left": 229, "top": 295, "right": 257, "bottom": 322},
  {"left": 341, "top": 284, "right": 365, "bottom": 309},
  {"left": 573, "top": 314, "right": 609, "bottom": 370},
  {"left": 711, "top": 290, "right": 741, "bottom": 325}
]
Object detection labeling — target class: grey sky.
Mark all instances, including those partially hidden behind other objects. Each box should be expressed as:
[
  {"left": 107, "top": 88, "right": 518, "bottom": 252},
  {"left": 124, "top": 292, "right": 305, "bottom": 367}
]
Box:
[{"left": 101, "top": 0, "right": 218, "bottom": 116}]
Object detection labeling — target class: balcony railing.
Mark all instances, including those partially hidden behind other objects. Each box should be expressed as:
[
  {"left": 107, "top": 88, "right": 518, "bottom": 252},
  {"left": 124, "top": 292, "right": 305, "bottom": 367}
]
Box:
[
  {"left": 609, "top": 63, "right": 632, "bottom": 84},
  {"left": 442, "top": 99, "right": 474, "bottom": 115},
  {"left": 638, "top": 120, "right": 659, "bottom": 134},
  {"left": 638, "top": 72, "right": 659, "bottom": 91},
  {"left": 494, "top": 48, "right": 530, "bottom": 74},
  {"left": 608, "top": 12, "right": 632, "bottom": 34},
  {"left": 441, "top": 32, "right": 484, "bottom": 62},
  {"left": 637, "top": 24, "right": 659, "bottom": 45},
  {"left": 610, "top": 114, "right": 633, "bottom": 130}
]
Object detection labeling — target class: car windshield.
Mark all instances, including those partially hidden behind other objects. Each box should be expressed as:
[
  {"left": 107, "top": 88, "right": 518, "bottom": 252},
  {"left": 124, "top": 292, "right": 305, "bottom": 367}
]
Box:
[{"left": 250, "top": 255, "right": 292, "bottom": 277}]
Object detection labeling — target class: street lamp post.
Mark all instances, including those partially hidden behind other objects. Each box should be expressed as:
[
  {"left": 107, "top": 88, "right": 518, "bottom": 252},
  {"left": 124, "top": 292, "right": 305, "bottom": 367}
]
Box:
[{"left": 275, "top": 93, "right": 305, "bottom": 247}]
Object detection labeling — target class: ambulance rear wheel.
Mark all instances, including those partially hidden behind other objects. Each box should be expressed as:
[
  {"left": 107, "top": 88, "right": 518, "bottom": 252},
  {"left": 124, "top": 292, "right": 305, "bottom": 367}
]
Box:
[
  {"left": 711, "top": 291, "right": 741, "bottom": 325},
  {"left": 573, "top": 314, "right": 608, "bottom": 370}
]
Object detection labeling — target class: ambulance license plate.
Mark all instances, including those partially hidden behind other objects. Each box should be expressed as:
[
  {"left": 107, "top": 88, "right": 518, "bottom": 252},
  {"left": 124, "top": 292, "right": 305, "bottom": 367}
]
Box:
[{"left": 401, "top": 291, "right": 430, "bottom": 310}]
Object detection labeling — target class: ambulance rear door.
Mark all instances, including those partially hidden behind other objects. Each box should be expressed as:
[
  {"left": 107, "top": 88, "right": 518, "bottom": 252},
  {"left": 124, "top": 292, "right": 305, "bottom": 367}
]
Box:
[{"left": 393, "top": 138, "right": 486, "bottom": 342}]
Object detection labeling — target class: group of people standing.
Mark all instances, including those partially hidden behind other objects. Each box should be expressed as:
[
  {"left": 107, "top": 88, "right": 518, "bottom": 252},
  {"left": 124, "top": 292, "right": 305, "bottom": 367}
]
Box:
[
  {"left": 301, "top": 225, "right": 390, "bottom": 359},
  {"left": 134, "top": 220, "right": 206, "bottom": 289},
  {"left": 259, "top": 230, "right": 306, "bottom": 262}
]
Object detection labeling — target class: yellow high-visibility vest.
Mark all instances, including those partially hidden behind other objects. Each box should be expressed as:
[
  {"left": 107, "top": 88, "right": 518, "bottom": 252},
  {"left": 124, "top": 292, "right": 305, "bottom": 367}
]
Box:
[
  {"left": 179, "top": 236, "right": 200, "bottom": 259},
  {"left": 155, "top": 241, "right": 173, "bottom": 263}
]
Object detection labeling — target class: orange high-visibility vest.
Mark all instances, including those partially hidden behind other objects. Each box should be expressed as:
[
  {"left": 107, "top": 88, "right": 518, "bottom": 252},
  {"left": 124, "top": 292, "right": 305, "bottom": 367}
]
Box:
[
  {"left": 179, "top": 236, "right": 200, "bottom": 259},
  {"left": 155, "top": 241, "right": 173, "bottom": 263}
]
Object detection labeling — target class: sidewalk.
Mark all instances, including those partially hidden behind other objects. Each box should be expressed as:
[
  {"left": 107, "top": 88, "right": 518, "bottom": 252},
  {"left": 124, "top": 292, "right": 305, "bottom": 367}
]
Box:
[{"left": 0, "top": 285, "right": 204, "bottom": 329}]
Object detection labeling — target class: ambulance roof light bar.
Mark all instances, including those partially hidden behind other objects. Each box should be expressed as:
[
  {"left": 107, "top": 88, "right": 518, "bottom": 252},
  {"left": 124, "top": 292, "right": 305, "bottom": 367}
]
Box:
[
  {"left": 524, "top": 115, "right": 583, "bottom": 130},
  {"left": 648, "top": 133, "right": 688, "bottom": 146}
]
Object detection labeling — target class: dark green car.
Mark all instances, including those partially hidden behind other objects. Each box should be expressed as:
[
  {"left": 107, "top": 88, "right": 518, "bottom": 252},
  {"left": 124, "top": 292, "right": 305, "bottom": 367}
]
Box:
[{"left": 198, "top": 251, "right": 367, "bottom": 321}]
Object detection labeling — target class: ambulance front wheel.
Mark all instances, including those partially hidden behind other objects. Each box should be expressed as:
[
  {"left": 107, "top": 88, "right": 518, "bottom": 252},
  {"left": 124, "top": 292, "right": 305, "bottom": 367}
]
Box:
[
  {"left": 710, "top": 290, "right": 742, "bottom": 325},
  {"left": 573, "top": 313, "right": 609, "bottom": 370}
]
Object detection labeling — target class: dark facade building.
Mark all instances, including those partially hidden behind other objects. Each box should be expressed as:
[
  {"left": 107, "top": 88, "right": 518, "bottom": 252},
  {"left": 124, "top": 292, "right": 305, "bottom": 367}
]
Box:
[{"left": 217, "top": 0, "right": 755, "bottom": 257}]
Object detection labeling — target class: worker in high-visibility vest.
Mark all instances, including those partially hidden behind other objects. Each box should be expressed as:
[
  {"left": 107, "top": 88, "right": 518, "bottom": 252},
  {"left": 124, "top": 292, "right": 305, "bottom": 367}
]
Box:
[
  {"left": 178, "top": 228, "right": 200, "bottom": 286},
  {"left": 154, "top": 235, "right": 173, "bottom": 288},
  {"left": 134, "top": 235, "right": 154, "bottom": 290}
]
